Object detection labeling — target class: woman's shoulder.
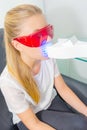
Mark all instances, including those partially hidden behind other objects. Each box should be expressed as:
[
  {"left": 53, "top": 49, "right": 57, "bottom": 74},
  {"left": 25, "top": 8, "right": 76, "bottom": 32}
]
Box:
[
  {"left": 0, "top": 66, "right": 9, "bottom": 83},
  {"left": 43, "top": 58, "right": 57, "bottom": 67},
  {"left": 43, "top": 58, "right": 56, "bottom": 64}
]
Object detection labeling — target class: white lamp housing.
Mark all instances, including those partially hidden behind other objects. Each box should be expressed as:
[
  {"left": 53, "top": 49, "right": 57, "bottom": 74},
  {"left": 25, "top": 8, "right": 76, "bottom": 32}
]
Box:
[{"left": 46, "top": 37, "right": 87, "bottom": 59}]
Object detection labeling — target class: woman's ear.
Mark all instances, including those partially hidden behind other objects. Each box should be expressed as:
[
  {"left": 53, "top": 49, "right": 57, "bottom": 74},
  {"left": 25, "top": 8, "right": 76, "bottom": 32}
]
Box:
[{"left": 11, "top": 40, "right": 22, "bottom": 51}]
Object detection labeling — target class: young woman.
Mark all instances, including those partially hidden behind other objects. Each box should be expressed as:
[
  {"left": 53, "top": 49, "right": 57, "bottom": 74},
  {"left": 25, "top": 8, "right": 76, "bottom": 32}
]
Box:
[{"left": 0, "top": 4, "right": 87, "bottom": 130}]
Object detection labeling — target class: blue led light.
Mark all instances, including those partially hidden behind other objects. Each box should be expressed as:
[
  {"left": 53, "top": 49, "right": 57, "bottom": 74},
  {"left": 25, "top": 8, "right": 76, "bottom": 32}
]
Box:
[{"left": 40, "top": 41, "right": 52, "bottom": 57}]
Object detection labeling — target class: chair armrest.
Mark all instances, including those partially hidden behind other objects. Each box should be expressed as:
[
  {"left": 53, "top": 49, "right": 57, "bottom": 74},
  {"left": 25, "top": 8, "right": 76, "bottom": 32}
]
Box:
[{"left": 62, "top": 74, "right": 87, "bottom": 98}]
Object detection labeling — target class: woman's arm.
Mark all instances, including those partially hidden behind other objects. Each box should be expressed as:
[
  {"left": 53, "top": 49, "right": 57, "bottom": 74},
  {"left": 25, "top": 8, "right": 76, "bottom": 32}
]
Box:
[
  {"left": 17, "top": 108, "right": 56, "bottom": 130},
  {"left": 54, "top": 75, "right": 87, "bottom": 117}
]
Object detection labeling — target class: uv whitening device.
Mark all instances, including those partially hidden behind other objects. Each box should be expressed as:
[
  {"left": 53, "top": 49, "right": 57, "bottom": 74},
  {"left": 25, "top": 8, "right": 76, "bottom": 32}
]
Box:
[{"left": 45, "top": 38, "right": 87, "bottom": 59}]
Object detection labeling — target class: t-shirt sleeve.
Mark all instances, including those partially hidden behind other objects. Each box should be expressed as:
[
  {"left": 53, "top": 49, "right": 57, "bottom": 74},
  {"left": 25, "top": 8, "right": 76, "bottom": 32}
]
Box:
[
  {"left": 53, "top": 59, "right": 60, "bottom": 77},
  {"left": 1, "top": 86, "right": 30, "bottom": 114}
]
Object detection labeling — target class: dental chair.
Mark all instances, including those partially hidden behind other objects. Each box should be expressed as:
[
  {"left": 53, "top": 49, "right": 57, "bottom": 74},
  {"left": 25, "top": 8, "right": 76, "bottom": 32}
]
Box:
[
  {"left": 0, "top": 28, "right": 19, "bottom": 130},
  {"left": 0, "top": 28, "right": 87, "bottom": 130}
]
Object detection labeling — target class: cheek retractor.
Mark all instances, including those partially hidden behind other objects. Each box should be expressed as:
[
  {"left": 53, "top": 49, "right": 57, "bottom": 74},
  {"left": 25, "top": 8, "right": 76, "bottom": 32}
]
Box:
[{"left": 41, "top": 38, "right": 87, "bottom": 59}]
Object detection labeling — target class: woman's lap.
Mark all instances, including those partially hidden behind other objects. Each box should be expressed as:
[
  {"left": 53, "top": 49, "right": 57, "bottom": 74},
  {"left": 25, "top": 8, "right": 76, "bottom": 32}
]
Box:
[
  {"left": 17, "top": 88, "right": 87, "bottom": 130},
  {"left": 37, "top": 110, "right": 87, "bottom": 130},
  {"left": 36, "top": 93, "right": 87, "bottom": 130},
  {"left": 17, "top": 110, "right": 87, "bottom": 130}
]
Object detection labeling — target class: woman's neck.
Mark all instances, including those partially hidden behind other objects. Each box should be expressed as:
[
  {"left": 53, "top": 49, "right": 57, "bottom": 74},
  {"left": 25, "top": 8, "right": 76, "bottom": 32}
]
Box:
[
  {"left": 31, "top": 61, "right": 41, "bottom": 75},
  {"left": 21, "top": 53, "right": 41, "bottom": 75}
]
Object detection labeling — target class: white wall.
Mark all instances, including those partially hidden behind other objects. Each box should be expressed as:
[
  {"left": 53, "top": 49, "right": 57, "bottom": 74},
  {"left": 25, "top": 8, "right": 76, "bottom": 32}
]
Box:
[
  {"left": 44, "top": 0, "right": 87, "bottom": 83},
  {"left": 0, "top": 0, "right": 44, "bottom": 28},
  {"left": 44, "top": 0, "right": 87, "bottom": 41}
]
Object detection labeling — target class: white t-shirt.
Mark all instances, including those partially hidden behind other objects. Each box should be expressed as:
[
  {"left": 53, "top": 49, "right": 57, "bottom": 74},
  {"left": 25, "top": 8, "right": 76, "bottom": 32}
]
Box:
[{"left": 0, "top": 59, "right": 60, "bottom": 124}]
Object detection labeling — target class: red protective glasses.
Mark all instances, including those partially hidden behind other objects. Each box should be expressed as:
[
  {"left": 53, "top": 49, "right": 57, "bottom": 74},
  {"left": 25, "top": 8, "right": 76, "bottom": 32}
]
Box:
[{"left": 14, "top": 24, "right": 53, "bottom": 47}]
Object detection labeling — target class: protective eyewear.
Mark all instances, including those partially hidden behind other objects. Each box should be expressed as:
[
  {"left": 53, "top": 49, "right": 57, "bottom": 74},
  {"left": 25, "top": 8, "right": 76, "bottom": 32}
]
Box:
[{"left": 13, "top": 24, "right": 53, "bottom": 47}]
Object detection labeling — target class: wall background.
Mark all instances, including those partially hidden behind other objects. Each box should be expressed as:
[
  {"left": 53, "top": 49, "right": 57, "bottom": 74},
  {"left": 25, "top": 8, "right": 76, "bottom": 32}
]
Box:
[
  {"left": 0, "top": 0, "right": 87, "bottom": 83},
  {"left": 0, "top": 0, "right": 44, "bottom": 28},
  {"left": 44, "top": 0, "right": 87, "bottom": 84}
]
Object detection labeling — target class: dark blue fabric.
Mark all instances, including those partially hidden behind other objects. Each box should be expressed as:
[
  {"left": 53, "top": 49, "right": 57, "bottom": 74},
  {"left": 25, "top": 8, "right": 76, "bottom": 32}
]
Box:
[
  {"left": 62, "top": 74, "right": 87, "bottom": 98},
  {"left": 0, "top": 28, "right": 6, "bottom": 74}
]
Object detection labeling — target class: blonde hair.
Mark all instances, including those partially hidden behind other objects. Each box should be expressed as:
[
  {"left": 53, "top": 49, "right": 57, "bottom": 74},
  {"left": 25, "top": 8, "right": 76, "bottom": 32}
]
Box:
[{"left": 4, "top": 4, "right": 42, "bottom": 103}]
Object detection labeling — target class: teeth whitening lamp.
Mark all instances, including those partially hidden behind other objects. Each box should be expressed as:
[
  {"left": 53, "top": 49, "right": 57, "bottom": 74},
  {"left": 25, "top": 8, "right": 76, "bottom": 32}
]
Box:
[
  {"left": 14, "top": 24, "right": 87, "bottom": 59},
  {"left": 45, "top": 38, "right": 87, "bottom": 59}
]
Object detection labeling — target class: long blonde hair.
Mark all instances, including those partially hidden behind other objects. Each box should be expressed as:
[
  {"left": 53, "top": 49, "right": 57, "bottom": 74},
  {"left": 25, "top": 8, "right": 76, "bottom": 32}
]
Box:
[{"left": 4, "top": 4, "right": 42, "bottom": 103}]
